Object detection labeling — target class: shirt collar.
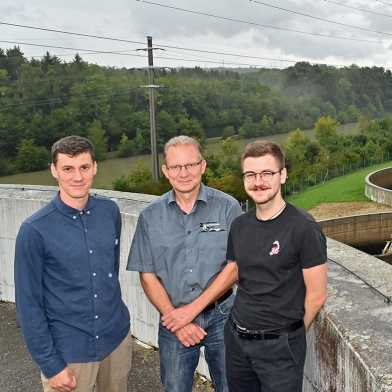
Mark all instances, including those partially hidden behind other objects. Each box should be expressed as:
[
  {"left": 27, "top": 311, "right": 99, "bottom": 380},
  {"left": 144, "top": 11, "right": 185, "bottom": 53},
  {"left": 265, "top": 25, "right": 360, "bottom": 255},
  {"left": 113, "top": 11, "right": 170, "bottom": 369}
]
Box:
[
  {"left": 167, "top": 183, "right": 208, "bottom": 205},
  {"left": 53, "top": 192, "right": 97, "bottom": 216}
]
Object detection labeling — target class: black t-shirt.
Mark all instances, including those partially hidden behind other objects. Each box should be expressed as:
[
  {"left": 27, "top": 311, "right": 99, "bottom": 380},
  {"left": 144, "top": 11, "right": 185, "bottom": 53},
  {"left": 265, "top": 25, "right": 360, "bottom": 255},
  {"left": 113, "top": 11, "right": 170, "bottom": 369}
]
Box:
[{"left": 227, "top": 203, "right": 327, "bottom": 330}]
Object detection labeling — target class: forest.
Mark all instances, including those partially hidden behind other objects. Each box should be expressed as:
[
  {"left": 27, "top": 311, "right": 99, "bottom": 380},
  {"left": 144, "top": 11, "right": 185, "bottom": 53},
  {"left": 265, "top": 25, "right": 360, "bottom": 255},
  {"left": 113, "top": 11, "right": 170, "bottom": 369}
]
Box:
[{"left": 1, "top": 46, "right": 392, "bottom": 201}]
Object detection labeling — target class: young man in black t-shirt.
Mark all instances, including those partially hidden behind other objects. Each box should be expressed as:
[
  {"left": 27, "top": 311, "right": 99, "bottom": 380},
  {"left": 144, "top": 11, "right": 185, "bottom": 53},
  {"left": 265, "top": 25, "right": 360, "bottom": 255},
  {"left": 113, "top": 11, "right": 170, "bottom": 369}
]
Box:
[{"left": 224, "top": 140, "right": 327, "bottom": 392}]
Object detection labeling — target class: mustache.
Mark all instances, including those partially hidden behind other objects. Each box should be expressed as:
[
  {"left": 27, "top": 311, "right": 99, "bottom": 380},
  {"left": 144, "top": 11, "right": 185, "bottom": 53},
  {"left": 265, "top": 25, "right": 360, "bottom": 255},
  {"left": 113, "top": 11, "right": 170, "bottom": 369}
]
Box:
[{"left": 249, "top": 185, "right": 271, "bottom": 191}]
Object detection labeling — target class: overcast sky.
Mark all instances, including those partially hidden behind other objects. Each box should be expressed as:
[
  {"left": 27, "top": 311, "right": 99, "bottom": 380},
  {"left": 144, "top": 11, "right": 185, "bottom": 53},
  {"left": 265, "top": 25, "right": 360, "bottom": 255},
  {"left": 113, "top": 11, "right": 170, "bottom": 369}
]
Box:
[{"left": 1, "top": 0, "right": 392, "bottom": 70}]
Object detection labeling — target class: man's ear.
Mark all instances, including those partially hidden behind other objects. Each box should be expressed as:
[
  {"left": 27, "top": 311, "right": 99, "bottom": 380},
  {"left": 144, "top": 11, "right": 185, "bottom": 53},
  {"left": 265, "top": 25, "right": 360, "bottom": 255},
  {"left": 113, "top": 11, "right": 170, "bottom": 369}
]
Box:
[
  {"left": 280, "top": 167, "right": 287, "bottom": 185},
  {"left": 93, "top": 161, "right": 97, "bottom": 176},
  {"left": 200, "top": 159, "right": 207, "bottom": 175},
  {"left": 162, "top": 164, "right": 169, "bottom": 180},
  {"left": 50, "top": 163, "right": 58, "bottom": 180}
]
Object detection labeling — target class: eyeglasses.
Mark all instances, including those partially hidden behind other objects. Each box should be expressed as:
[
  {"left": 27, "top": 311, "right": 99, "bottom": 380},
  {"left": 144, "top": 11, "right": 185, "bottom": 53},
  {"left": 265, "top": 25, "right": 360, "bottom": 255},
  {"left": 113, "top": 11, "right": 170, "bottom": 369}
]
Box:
[
  {"left": 165, "top": 160, "right": 203, "bottom": 176},
  {"left": 242, "top": 169, "right": 282, "bottom": 183}
]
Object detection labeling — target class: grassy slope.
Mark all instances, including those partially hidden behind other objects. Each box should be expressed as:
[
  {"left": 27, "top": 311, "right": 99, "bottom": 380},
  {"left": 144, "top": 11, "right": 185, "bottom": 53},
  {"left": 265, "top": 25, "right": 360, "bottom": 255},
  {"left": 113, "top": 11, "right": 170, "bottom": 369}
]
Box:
[
  {"left": 288, "top": 161, "right": 392, "bottom": 210},
  {"left": 0, "top": 123, "right": 359, "bottom": 188}
]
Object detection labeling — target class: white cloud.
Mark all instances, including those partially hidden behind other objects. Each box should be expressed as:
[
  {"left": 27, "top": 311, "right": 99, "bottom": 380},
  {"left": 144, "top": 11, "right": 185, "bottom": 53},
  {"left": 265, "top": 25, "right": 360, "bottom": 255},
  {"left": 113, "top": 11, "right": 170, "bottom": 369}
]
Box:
[{"left": 0, "top": 0, "right": 391, "bottom": 69}]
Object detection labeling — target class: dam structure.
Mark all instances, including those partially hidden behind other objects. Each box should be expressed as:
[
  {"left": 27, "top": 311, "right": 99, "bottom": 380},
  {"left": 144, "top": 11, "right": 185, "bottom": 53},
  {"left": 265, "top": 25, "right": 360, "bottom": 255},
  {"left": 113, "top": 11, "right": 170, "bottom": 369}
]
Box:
[{"left": 1, "top": 184, "right": 392, "bottom": 391}]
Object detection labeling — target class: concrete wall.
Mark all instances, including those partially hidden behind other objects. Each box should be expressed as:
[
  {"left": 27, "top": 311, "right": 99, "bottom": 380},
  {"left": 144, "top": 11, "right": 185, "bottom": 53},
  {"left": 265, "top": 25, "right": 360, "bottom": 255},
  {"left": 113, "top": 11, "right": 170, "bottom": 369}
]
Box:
[
  {"left": 319, "top": 212, "right": 392, "bottom": 247},
  {"left": 1, "top": 185, "right": 392, "bottom": 391},
  {"left": 365, "top": 168, "right": 392, "bottom": 206}
]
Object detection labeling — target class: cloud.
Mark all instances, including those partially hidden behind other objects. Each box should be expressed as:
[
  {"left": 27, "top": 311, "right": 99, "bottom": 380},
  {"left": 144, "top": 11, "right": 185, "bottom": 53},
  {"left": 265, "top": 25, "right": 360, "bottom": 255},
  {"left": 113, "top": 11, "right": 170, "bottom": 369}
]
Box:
[{"left": 0, "top": 0, "right": 391, "bottom": 69}]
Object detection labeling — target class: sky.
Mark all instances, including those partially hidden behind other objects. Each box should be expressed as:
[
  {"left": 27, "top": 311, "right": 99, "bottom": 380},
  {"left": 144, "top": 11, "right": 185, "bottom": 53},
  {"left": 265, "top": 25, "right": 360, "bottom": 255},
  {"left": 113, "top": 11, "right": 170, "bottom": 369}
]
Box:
[{"left": 1, "top": 0, "right": 392, "bottom": 70}]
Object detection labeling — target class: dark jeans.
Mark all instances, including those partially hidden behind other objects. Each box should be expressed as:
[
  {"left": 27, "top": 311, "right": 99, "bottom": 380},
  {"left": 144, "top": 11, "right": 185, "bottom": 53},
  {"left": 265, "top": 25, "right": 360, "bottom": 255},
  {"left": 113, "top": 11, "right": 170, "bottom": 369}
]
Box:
[
  {"left": 158, "top": 295, "right": 234, "bottom": 392},
  {"left": 224, "top": 319, "right": 306, "bottom": 392}
]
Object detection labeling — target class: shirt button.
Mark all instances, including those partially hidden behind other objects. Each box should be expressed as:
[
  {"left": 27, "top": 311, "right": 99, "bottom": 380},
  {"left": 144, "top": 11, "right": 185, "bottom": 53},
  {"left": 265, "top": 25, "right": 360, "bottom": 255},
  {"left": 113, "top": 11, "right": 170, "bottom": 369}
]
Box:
[
  {"left": 72, "top": 216, "right": 77, "bottom": 220},
  {"left": 89, "top": 250, "right": 93, "bottom": 254},
  {"left": 87, "top": 210, "right": 91, "bottom": 215},
  {"left": 187, "top": 230, "right": 191, "bottom": 235},
  {"left": 94, "top": 315, "right": 99, "bottom": 319},
  {"left": 108, "top": 273, "right": 113, "bottom": 278},
  {"left": 95, "top": 335, "right": 99, "bottom": 339},
  {"left": 94, "top": 294, "right": 98, "bottom": 298},
  {"left": 189, "top": 269, "right": 193, "bottom": 273},
  {"left": 79, "top": 211, "right": 83, "bottom": 215},
  {"left": 85, "top": 228, "right": 88, "bottom": 233},
  {"left": 92, "top": 272, "right": 96, "bottom": 277}
]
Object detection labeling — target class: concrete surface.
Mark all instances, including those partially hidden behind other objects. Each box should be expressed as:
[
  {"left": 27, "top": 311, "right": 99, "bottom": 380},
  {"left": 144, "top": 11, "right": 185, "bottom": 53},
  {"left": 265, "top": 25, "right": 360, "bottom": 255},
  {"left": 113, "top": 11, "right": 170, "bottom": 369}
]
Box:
[
  {"left": 0, "top": 301, "right": 212, "bottom": 392},
  {"left": 365, "top": 168, "right": 392, "bottom": 207},
  {"left": 2, "top": 185, "right": 392, "bottom": 391},
  {"left": 319, "top": 212, "right": 392, "bottom": 248}
]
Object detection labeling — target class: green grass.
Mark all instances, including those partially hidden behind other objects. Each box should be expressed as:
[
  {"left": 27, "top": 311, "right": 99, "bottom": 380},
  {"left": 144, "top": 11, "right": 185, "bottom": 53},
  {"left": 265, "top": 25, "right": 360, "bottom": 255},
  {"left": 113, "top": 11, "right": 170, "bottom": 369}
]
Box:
[
  {"left": 0, "top": 154, "right": 158, "bottom": 189},
  {"left": 0, "top": 122, "right": 360, "bottom": 188},
  {"left": 287, "top": 161, "right": 392, "bottom": 210}
]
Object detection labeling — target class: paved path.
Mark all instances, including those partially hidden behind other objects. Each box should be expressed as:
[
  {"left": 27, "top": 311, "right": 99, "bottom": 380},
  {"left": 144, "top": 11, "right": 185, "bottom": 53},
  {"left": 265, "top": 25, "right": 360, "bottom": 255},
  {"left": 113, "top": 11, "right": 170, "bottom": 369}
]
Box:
[{"left": 0, "top": 302, "right": 212, "bottom": 392}]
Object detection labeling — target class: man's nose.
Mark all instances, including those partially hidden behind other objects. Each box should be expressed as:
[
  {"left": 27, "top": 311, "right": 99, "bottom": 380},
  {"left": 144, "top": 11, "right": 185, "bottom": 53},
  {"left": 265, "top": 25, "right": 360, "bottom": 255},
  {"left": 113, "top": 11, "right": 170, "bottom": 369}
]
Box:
[
  {"left": 73, "top": 170, "right": 83, "bottom": 180},
  {"left": 254, "top": 173, "right": 265, "bottom": 185}
]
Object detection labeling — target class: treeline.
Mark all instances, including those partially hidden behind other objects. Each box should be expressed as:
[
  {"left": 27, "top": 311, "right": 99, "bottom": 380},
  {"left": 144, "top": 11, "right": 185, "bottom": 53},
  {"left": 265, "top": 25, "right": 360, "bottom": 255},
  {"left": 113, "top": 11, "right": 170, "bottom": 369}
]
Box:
[
  {"left": 1, "top": 46, "right": 392, "bottom": 176},
  {"left": 114, "top": 116, "right": 392, "bottom": 202}
]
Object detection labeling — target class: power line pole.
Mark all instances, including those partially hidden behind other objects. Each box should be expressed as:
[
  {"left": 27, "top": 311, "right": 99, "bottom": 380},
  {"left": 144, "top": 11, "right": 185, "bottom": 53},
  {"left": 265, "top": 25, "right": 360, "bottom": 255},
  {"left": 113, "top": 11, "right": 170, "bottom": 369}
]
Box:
[{"left": 138, "top": 36, "right": 163, "bottom": 181}]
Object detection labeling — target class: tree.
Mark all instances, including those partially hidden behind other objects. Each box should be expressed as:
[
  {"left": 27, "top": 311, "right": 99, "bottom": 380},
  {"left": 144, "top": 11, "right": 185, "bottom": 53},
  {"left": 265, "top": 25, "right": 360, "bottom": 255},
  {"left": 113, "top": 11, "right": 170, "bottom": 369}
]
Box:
[
  {"left": 239, "top": 117, "right": 258, "bottom": 138},
  {"left": 16, "top": 139, "right": 50, "bottom": 172},
  {"left": 315, "top": 116, "right": 340, "bottom": 153},
  {"left": 221, "top": 125, "right": 235, "bottom": 139},
  {"left": 87, "top": 120, "right": 108, "bottom": 161},
  {"left": 117, "top": 133, "right": 135, "bottom": 158}
]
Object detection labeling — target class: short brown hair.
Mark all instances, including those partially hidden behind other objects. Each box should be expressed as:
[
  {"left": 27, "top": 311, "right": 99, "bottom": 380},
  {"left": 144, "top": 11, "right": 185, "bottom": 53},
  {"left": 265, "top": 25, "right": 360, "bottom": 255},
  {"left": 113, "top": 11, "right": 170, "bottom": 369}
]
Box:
[
  {"left": 51, "top": 135, "right": 95, "bottom": 165},
  {"left": 241, "top": 140, "right": 285, "bottom": 169}
]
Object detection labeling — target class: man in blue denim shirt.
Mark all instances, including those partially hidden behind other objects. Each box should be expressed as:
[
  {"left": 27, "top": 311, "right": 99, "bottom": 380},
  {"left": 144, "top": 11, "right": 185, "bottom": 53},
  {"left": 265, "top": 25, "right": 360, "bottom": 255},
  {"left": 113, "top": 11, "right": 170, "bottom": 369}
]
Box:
[
  {"left": 14, "top": 136, "right": 131, "bottom": 392},
  {"left": 127, "top": 135, "right": 242, "bottom": 392}
]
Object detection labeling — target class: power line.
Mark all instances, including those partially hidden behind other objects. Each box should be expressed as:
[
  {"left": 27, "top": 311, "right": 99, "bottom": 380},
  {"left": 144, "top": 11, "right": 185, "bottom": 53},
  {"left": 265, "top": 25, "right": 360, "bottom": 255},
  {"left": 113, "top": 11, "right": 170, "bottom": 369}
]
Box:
[
  {"left": 0, "top": 40, "right": 147, "bottom": 59},
  {"left": 135, "top": 0, "right": 384, "bottom": 44},
  {"left": 0, "top": 21, "right": 145, "bottom": 46},
  {"left": 0, "top": 39, "right": 338, "bottom": 70},
  {"left": 0, "top": 38, "right": 310, "bottom": 65},
  {"left": 249, "top": 0, "right": 392, "bottom": 36},
  {"left": 0, "top": 39, "right": 287, "bottom": 68},
  {"left": 0, "top": 85, "right": 142, "bottom": 112},
  {"left": 323, "top": 0, "right": 392, "bottom": 19}
]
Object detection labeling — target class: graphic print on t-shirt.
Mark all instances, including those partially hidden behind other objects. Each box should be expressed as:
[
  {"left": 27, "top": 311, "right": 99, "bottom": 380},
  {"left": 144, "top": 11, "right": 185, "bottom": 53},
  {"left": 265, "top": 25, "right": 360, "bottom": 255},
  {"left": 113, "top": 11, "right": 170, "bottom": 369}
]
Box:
[{"left": 269, "top": 240, "right": 280, "bottom": 256}]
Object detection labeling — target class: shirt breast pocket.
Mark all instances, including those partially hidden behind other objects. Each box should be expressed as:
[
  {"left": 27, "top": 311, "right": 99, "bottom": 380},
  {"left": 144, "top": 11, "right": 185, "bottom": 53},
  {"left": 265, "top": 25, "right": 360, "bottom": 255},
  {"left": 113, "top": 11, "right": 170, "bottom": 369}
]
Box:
[
  {"left": 199, "top": 225, "right": 229, "bottom": 271},
  {"left": 98, "top": 232, "right": 119, "bottom": 270}
]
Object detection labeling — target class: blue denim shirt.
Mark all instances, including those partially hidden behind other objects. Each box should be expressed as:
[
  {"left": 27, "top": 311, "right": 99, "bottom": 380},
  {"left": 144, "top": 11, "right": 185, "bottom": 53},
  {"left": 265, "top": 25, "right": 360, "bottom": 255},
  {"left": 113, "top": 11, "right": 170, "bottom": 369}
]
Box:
[
  {"left": 14, "top": 194, "right": 130, "bottom": 378},
  {"left": 127, "top": 184, "right": 242, "bottom": 307}
]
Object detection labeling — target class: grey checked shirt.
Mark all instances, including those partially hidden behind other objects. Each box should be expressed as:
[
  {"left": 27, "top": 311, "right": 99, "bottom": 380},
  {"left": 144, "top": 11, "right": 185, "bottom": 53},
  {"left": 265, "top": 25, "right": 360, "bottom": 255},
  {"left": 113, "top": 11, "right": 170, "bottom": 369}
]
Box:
[{"left": 127, "top": 184, "right": 242, "bottom": 307}]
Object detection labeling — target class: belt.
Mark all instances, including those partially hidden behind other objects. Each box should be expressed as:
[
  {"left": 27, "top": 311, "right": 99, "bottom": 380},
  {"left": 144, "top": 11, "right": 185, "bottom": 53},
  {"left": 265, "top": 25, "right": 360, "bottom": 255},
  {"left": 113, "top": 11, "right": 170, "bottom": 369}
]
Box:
[
  {"left": 203, "top": 289, "right": 233, "bottom": 312},
  {"left": 230, "top": 317, "right": 303, "bottom": 340}
]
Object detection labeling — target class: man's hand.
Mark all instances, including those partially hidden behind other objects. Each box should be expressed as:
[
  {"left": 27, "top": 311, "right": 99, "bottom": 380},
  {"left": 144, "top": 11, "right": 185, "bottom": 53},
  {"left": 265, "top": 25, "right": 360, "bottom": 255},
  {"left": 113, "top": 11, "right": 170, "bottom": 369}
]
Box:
[
  {"left": 175, "top": 323, "right": 207, "bottom": 347},
  {"left": 162, "top": 303, "right": 198, "bottom": 332},
  {"left": 48, "top": 367, "right": 77, "bottom": 392}
]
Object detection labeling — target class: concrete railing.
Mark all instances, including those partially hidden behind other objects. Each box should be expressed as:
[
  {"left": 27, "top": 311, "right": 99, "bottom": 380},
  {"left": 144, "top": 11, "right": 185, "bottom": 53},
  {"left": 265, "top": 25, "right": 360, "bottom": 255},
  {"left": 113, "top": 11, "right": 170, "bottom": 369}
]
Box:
[
  {"left": 365, "top": 167, "right": 392, "bottom": 207},
  {"left": 1, "top": 185, "right": 392, "bottom": 391},
  {"left": 319, "top": 212, "right": 392, "bottom": 248}
]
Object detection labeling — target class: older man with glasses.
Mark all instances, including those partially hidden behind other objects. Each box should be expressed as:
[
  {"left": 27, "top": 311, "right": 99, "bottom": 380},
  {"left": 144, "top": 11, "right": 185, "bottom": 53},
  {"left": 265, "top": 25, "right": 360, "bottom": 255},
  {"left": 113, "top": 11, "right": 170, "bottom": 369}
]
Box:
[{"left": 127, "top": 135, "right": 242, "bottom": 392}]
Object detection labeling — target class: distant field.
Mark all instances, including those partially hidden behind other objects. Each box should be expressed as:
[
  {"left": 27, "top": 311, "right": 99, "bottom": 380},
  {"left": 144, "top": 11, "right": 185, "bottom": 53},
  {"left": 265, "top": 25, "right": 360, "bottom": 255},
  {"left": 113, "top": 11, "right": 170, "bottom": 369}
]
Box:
[
  {"left": 205, "top": 122, "right": 359, "bottom": 153},
  {"left": 0, "top": 154, "right": 156, "bottom": 189},
  {"left": 0, "top": 122, "right": 360, "bottom": 188},
  {"left": 288, "top": 161, "right": 392, "bottom": 210}
]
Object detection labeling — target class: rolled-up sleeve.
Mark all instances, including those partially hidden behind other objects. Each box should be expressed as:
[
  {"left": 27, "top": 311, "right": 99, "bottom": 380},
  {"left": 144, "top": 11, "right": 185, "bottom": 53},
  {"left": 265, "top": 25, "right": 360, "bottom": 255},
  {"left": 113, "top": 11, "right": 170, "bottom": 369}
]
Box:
[
  {"left": 14, "top": 223, "right": 67, "bottom": 378},
  {"left": 126, "top": 213, "right": 155, "bottom": 272}
]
